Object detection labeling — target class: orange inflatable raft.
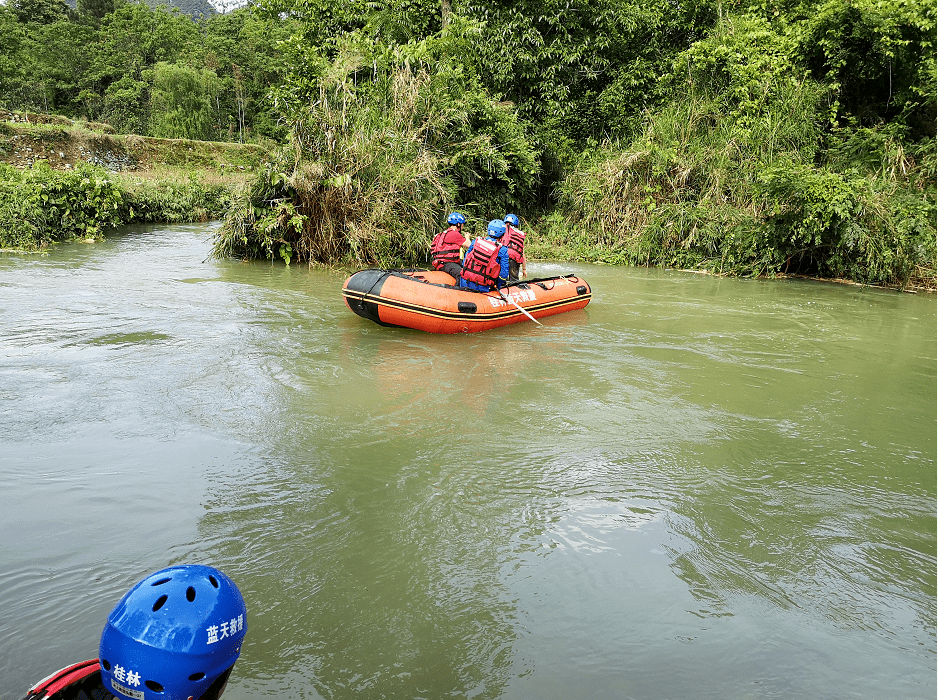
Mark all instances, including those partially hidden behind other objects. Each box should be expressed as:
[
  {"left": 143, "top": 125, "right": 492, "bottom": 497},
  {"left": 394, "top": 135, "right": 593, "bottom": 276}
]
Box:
[{"left": 342, "top": 269, "right": 591, "bottom": 334}]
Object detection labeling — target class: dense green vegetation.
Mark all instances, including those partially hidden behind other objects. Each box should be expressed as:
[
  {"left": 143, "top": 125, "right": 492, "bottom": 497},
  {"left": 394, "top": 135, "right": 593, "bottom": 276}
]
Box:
[
  {"left": 0, "top": 161, "right": 231, "bottom": 250},
  {"left": 0, "top": 0, "right": 294, "bottom": 142},
  {"left": 547, "top": 12, "right": 937, "bottom": 288},
  {"left": 2, "top": 0, "right": 934, "bottom": 289}
]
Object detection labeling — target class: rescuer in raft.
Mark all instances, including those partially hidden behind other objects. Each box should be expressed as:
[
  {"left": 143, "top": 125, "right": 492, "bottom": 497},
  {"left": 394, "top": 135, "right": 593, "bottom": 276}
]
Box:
[
  {"left": 502, "top": 213, "right": 527, "bottom": 282},
  {"left": 459, "top": 219, "right": 510, "bottom": 292},
  {"left": 429, "top": 212, "right": 469, "bottom": 281},
  {"left": 20, "top": 565, "right": 247, "bottom": 700}
]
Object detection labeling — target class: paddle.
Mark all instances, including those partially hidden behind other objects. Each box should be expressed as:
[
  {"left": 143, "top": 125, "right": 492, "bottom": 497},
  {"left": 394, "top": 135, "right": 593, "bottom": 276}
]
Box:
[{"left": 499, "top": 287, "right": 542, "bottom": 326}]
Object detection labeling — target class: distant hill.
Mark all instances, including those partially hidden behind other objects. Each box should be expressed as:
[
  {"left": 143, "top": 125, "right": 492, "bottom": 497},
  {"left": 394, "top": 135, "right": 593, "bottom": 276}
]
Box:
[
  {"left": 57, "top": 0, "right": 250, "bottom": 19},
  {"left": 163, "top": 0, "right": 252, "bottom": 17},
  {"left": 145, "top": 0, "right": 250, "bottom": 19},
  {"left": 206, "top": 0, "right": 246, "bottom": 13},
  {"left": 146, "top": 0, "right": 217, "bottom": 19}
]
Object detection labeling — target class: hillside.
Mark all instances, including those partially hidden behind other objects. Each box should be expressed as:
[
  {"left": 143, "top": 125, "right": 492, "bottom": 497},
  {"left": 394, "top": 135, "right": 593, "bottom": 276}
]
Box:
[
  {"left": 143, "top": 0, "right": 222, "bottom": 19},
  {"left": 0, "top": 111, "right": 269, "bottom": 182},
  {"left": 60, "top": 0, "right": 246, "bottom": 19}
]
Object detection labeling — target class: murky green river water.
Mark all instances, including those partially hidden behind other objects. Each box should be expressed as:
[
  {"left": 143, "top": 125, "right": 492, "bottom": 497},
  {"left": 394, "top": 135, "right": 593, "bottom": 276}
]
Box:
[{"left": 1, "top": 223, "right": 934, "bottom": 700}]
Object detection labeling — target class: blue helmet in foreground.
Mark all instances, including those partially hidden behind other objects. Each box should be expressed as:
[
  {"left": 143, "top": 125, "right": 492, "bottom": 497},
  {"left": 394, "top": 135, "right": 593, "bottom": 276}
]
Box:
[
  {"left": 99, "top": 565, "right": 247, "bottom": 700},
  {"left": 447, "top": 212, "right": 466, "bottom": 226},
  {"left": 504, "top": 213, "right": 519, "bottom": 227},
  {"left": 487, "top": 219, "right": 507, "bottom": 239}
]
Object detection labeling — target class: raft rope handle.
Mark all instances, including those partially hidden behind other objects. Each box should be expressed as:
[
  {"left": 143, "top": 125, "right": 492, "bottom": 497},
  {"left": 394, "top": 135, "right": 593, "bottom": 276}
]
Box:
[{"left": 359, "top": 270, "right": 388, "bottom": 308}]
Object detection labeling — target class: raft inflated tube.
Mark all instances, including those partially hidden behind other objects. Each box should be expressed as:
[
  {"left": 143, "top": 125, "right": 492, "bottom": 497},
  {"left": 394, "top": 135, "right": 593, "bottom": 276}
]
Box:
[{"left": 342, "top": 269, "right": 591, "bottom": 334}]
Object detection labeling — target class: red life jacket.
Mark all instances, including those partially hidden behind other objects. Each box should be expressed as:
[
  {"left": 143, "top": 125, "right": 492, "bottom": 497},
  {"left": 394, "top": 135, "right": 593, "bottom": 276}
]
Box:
[
  {"left": 504, "top": 224, "right": 526, "bottom": 263},
  {"left": 22, "top": 659, "right": 100, "bottom": 700},
  {"left": 429, "top": 226, "right": 463, "bottom": 270},
  {"left": 461, "top": 237, "right": 503, "bottom": 288}
]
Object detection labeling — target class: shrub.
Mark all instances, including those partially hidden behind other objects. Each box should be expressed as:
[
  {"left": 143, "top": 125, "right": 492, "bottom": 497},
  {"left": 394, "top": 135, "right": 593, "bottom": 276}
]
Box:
[
  {"left": 0, "top": 163, "right": 234, "bottom": 251},
  {"left": 550, "top": 13, "right": 936, "bottom": 290},
  {"left": 0, "top": 161, "right": 123, "bottom": 249},
  {"left": 124, "top": 173, "right": 231, "bottom": 224},
  {"left": 756, "top": 160, "right": 936, "bottom": 288}
]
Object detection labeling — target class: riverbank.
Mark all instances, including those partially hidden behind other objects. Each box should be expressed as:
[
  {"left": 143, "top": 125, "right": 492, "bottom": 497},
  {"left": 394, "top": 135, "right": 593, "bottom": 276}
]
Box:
[
  {"left": 0, "top": 111, "right": 270, "bottom": 251},
  {"left": 4, "top": 111, "right": 934, "bottom": 295}
]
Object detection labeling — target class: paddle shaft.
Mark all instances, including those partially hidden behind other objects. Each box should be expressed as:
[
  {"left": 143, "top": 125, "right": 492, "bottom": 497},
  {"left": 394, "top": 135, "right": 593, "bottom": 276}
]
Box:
[{"left": 499, "top": 288, "right": 542, "bottom": 325}]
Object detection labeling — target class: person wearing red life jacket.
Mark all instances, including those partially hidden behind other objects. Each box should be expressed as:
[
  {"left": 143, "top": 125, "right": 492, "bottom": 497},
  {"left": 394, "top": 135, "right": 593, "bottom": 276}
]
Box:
[
  {"left": 20, "top": 565, "right": 247, "bottom": 700},
  {"left": 429, "top": 212, "right": 469, "bottom": 282},
  {"left": 459, "top": 219, "right": 510, "bottom": 292},
  {"left": 503, "top": 213, "right": 527, "bottom": 282}
]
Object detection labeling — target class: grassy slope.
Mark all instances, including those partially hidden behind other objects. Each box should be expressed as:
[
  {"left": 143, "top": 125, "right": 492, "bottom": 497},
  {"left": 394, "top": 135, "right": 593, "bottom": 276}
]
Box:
[{"left": 0, "top": 110, "right": 269, "bottom": 186}]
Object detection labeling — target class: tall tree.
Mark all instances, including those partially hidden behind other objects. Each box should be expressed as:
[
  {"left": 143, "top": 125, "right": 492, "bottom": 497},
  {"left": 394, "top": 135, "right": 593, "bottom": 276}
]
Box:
[
  {"left": 82, "top": 1, "right": 201, "bottom": 110},
  {"left": 78, "top": 0, "right": 115, "bottom": 20},
  {"left": 0, "top": 7, "right": 32, "bottom": 110},
  {"left": 8, "top": 0, "right": 70, "bottom": 24},
  {"left": 149, "top": 61, "right": 221, "bottom": 140}
]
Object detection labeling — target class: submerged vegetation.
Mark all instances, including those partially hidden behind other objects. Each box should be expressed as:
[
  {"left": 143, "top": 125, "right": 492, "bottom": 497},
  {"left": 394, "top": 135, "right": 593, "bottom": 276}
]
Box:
[{"left": 1, "top": 0, "right": 935, "bottom": 290}]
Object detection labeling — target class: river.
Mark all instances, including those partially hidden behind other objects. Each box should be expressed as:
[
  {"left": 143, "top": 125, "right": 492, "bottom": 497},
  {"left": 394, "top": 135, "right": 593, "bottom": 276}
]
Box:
[{"left": 1, "top": 223, "right": 934, "bottom": 700}]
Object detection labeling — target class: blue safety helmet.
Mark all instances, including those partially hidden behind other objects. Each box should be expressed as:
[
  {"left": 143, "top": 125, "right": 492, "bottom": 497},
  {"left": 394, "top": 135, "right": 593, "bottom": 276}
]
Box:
[
  {"left": 504, "top": 214, "right": 519, "bottom": 227},
  {"left": 487, "top": 219, "right": 507, "bottom": 239},
  {"left": 447, "top": 212, "right": 466, "bottom": 226},
  {"left": 99, "top": 565, "right": 247, "bottom": 700}
]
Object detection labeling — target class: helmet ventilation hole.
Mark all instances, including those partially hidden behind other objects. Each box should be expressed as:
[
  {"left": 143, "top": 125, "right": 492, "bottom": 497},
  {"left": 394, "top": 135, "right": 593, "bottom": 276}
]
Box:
[
  {"left": 101, "top": 659, "right": 111, "bottom": 670},
  {"left": 145, "top": 680, "right": 164, "bottom": 692},
  {"left": 151, "top": 577, "right": 172, "bottom": 586},
  {"left": 152, "top": 595, "right": 168, "bottom": 611},
  {"left": 209, "top": 575, "right": 219, "bottom": 588},
  {"left": 186, "top": 586, "right": 196, "bottom": 602},
  {"left": 189, "top": 673, "right": 206, "bottom": 681}
]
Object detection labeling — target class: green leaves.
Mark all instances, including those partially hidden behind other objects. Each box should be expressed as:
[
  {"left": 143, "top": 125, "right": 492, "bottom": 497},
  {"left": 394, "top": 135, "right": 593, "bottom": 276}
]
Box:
[
  {"left": 148, "top": 62, "right": 221, "bottom": 141},
  {"left": 754, "top": 159, "right": 936, "bottom": 285},
  {"left": 551, "top": 1, "right": 935, "bottom": 291},
  {"left": 124, "top": 173, "right": 230, "bottom": 224},
  {"left": 214, "top": 41, "right": 540, "bottom": 266},
  {"left": 0, "top": 159, "right": 236, "bottom": 251},
  {"left": 0, "top": 162, "right": 124, "bottom": 249}
]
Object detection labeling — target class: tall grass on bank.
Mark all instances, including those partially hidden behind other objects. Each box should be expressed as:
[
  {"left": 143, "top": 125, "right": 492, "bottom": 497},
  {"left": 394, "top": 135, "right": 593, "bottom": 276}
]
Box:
[
  {"left": 213, "top": 68, "right": 455, "bottom": 266},
  {"left": 545, "top": 72, "right": 822, "bottom": 270},
  {"left": 549, "top": 102, "right": 936, "bottom": 289},
  {"left": 121, "top": 173, "right": 231, "bottom": 224},
  {"left": 0, "top": 162, "right": 232, "bottom": 250},
  {"left": 546, "top": 15, "right": 937, "bottom": 290},
  {"left": 212, "top": 42, "right": 539, "bottom": 266}
]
